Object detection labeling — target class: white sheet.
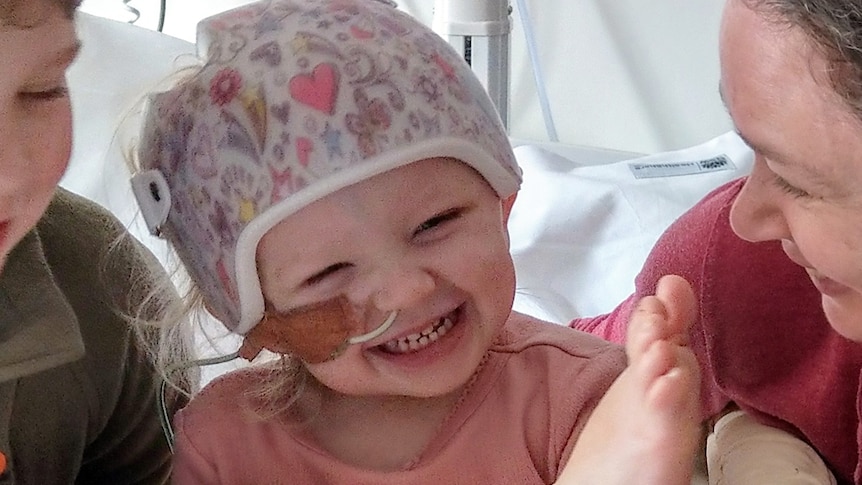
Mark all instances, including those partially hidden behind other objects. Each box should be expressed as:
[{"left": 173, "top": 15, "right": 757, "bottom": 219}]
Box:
[{"left": 509, "top": 131, "right": 753, "bottom": 323}]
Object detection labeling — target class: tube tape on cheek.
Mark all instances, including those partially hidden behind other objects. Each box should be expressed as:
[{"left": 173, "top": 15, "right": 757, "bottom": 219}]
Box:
[{"left": 239, "top": 297, "right": 353, "bottom": 364}]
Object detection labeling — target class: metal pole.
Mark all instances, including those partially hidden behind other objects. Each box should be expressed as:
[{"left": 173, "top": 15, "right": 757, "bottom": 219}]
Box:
[{"left": 433, "top": 0, "right": 511, "bottom": 131}]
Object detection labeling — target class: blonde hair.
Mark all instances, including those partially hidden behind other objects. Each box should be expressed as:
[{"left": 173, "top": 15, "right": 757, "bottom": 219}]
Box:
[
  {"left": 124, "top": 69, "right": 318, "bottom": 420},
  {"left": 127, "top": 256, "right": 317, "bottom": 420}
]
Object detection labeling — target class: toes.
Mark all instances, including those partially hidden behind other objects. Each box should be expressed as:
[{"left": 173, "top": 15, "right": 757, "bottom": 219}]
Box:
[
  {"left": 627, "top": 275, "right": 697, "bottom": 361},
  {"left": 626, "top": 296, "right": 669, "bottom": 361},
  {"left": 645, "top": 346, "right": 701, "bottom": 416},
  {"left": 655, "top": 275, "right": 697, "bottom": 341},
  {"left": 634, "top": 339, "right": 677, "bottom": 391},
  {"left": 626, "top": 274, "right": 700, "bottom": 414}
]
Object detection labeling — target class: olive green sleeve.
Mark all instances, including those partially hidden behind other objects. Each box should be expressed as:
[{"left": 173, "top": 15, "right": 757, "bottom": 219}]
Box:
[{"left": 37, "top": 188, "right": 189, "bottom": 483}]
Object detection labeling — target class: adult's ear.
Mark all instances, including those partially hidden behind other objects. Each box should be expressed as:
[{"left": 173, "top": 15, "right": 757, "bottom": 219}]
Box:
[{"left": 502, "top": 193, "right": 518, "bottom": 221}]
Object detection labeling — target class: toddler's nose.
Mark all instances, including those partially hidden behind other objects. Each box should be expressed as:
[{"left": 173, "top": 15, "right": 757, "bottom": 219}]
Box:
[{"left": 363, "top": 264, "right": 437, "bottom": 314}]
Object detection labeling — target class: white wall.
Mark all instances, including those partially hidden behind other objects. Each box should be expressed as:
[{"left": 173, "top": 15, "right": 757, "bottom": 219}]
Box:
[{"left": 80, "top": 0, "right": 732, "bottom": 155}]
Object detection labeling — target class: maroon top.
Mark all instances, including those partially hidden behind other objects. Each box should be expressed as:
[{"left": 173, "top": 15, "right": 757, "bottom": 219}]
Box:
[{"left": 572, "top": 178, "right": 862, "bottom": 485}]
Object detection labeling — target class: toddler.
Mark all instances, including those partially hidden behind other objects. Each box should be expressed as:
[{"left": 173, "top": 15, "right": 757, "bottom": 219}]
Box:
[{"left": 131, "top": 0, "right": 700, "bottom": 483}]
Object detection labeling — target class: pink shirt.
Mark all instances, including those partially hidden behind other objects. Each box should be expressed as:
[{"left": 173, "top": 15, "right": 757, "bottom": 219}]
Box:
[
  {"left": 172, "top": 313, "right": 625, "bottom": 484},
  {"left": 573, "top": 178, "right": 862, "bottom": 485}
]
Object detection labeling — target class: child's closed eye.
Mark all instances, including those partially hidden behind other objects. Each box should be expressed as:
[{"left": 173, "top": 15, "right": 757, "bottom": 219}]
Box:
[
  {"left": 305, "top": 262, "right": 352, "bottom": 287},
  {"left": 412, "top": 208, "right": 464, "bottom": 237}
]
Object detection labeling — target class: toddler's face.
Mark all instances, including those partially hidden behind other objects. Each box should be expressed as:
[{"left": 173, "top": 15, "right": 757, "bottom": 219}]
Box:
[
  {"left": 255, "top": 157, "right": 516, "bottom": 398},
  {"left": 0, "top": 1, "right": 77, "bottom": 269}
]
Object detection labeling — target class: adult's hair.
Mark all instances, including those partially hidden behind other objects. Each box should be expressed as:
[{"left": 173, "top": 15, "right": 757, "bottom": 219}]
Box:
[
  {"left": 746, "top": 0, "right": 862, "bottom": 119},
  {"left": 0, "top": 0, "right": 81, "bottom": 27}
]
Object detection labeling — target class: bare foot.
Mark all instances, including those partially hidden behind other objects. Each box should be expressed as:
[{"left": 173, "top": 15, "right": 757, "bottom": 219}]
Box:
[{"left": 558, "top": 274, "right": 702, "bottom": 485}]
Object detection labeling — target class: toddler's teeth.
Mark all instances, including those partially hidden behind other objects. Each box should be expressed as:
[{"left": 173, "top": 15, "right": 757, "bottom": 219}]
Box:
[{"left": 382, "top": 315, "right": 456, "bottom": 354}]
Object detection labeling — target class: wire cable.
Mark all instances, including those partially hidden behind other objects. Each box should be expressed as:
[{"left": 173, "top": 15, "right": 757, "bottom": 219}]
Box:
[
  {"left": 158, "top": 351, "right": 240, "bottom": 452},
  {"left": 121, "top": 0, "right": 140, "bottom": 24},
  {"left": 514, "top": 0, "right": 559, "bottom": 142},
  {"left": 157, "top": 0, "right": 166, "bottom": 32},
  {"left": 121, "top": 0, "right": 165, "bottom": 32}
]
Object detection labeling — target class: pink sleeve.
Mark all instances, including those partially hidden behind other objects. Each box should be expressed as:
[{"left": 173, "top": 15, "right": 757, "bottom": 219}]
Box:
[
  {"left": 570, "top": 295, "right": 637, "bottom": 346},
  {"left": 171, "top": 410, "right": 219, "bottom": 485}
]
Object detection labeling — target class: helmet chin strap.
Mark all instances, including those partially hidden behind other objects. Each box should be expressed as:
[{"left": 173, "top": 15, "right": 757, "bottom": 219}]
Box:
[{"left": 347, "top": 310, "right": 398, "bottom": 344}]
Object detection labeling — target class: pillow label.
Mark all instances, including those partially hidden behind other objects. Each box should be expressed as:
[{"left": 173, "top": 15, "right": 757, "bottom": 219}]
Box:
[{"left": 628, "top": 155, "right": 735, "bottom": 179}]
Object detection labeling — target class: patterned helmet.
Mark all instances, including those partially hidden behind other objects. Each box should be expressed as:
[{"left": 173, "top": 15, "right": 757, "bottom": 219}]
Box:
[{"left": 133, "top": 0, "right": 521, "bottom": 334}]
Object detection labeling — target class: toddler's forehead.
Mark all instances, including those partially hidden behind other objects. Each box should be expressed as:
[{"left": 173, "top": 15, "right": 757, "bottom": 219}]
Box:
[
  {"left": 269, "top": 155, "right": 468, "bottom": 210},
  {"left": 286, "top": 157, "right": 492, "bottom": 213}
]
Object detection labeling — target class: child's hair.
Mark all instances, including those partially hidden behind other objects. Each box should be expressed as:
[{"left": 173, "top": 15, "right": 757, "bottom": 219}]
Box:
[{"left": 131, "top": 0, "right": 522, "bottom": 415}]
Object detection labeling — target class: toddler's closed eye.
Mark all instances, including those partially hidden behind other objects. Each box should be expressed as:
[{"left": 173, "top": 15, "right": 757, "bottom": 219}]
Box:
[
  {"left": 305, "top": 262, "right": 352, "bottom": 287},
  {"left": 413, "top": 208, "right": 463, "bottom": 237}
]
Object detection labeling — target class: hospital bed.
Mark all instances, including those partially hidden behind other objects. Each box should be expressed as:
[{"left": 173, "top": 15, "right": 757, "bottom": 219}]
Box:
[{"left": 64, "top": 11, "right": 754, "bottom": 484}]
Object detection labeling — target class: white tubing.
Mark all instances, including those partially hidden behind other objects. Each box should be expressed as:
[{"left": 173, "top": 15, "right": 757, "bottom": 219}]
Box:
[{"left": 348, "top": 311, "right": 398, "bottom": 344}]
